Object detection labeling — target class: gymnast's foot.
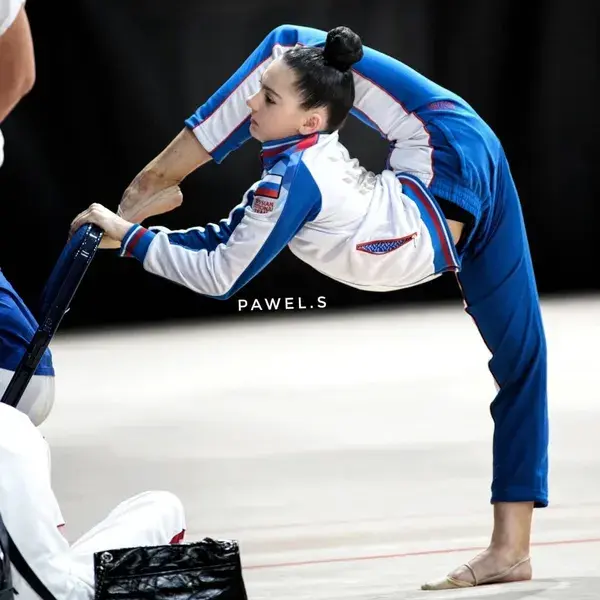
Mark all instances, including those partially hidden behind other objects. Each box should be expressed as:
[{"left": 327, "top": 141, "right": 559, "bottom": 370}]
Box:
[
  {"left": 421, "top": 547, "right": 532, "bottom": 589},
  {"left": 421, "top": 501, "right": 534, "bottom": 590}
]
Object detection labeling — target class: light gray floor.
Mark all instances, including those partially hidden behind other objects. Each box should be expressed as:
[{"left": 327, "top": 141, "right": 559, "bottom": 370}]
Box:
[{"left": 40, "top": 296, "right": 600, "bottom": 599}]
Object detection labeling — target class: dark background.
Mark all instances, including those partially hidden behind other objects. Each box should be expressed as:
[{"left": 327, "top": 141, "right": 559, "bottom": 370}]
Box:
[{"left": 0, "top": 0, "right": 597, "bottom": 332}]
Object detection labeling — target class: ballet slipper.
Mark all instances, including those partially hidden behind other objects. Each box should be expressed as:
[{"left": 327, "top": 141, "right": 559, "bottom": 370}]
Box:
[{"left": 421, "top": 556, "right": 531, "bottom": 590}]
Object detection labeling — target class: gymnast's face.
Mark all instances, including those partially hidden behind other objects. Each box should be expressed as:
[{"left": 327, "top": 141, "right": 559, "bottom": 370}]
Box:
[{"left": 246, "top": 57, "right": 327, "bottom": 142}]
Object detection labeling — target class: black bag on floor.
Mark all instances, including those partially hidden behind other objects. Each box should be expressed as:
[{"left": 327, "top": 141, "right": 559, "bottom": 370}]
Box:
[{"left": 93, "top": 538, "right": 249, "bottom": 600}]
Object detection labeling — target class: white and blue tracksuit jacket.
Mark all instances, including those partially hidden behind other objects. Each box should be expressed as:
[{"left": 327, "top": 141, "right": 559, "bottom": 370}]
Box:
[{"left": 120, "top": 130, "right": 459, "bottom": 298}]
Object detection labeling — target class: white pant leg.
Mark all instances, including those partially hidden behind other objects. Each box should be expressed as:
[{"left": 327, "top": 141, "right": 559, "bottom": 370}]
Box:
[
  {"left": 0, "top": 367, "right": 56, "bottom": 426},
  {"left": 68, "top": 491, "right": 186, "bottom": 593}
]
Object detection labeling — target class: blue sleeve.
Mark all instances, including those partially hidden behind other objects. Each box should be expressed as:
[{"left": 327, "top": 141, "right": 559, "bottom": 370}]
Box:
[
  {"left": 185, "top": 25, "right": 328, "bottom": 164},
  {"left": 143, "top": 201, "right": 249, "bottom": 254},
  {"left": 184, "top": 24, "right": 455, "bottom": 163},
  {"left": 119, "top": 157, "right": 322, "bottom": 300}
]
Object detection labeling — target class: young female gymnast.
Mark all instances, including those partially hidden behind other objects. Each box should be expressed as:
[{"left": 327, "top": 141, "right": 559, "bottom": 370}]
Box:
[{"left": 71, "top": 24, "right": 548, "bottom": 591}]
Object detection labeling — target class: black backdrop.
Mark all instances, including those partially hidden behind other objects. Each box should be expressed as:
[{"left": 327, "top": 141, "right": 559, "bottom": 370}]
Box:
[{"left": 0, "top": 0, "right": 597, "bottom": 331}]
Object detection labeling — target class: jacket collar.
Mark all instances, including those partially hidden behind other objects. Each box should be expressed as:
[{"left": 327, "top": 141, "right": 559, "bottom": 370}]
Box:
[{"left": 260, "top": 131, "right": 334, "bottom": 170}]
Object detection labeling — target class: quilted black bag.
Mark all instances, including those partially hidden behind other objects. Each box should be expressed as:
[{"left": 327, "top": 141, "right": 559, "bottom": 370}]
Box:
[{"left": 93, "top": 538, "right": 248, "bottom": 600}]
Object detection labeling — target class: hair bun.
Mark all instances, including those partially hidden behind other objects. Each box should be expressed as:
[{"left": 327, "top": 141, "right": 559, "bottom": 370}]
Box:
[{"left": 323, "top": 26, "right": 363, "bottom": 72}]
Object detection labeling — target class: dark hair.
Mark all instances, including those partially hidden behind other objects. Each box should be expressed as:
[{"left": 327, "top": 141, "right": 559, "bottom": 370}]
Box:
[{"left": 283, "top": 26, "right": 363, "bottom": 131}]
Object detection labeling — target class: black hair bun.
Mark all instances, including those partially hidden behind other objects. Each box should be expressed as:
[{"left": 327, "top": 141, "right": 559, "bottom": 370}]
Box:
[{"left": 323, "top": 26, "right": 363, "bottom": 72}]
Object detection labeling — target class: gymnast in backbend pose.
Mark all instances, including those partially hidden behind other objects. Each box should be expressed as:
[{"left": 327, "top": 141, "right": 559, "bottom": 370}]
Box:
[{"left": 71, "top": 24, "right": 548, "bottom": 591}]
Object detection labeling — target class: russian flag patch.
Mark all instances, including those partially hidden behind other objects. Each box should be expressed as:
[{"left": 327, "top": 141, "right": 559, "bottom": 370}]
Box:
[
  {"left": 356, "top": 232, "right": 417, "bottom": 255},
  {"left": 255, "top": 174, "right": 283, "bottom": 199},
  {"left": 252, "top": 174, "right": 283, "bottom": 213}
]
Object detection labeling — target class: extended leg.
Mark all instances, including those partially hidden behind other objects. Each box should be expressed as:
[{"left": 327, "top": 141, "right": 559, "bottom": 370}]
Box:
[{"left": 423, "top": 155, "right": 548, "bottom": 589}]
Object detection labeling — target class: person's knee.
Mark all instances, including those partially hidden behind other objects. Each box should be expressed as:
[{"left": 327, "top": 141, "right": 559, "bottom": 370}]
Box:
[{"left": 139, "top": 490, "right": 186, "bottom": 534}]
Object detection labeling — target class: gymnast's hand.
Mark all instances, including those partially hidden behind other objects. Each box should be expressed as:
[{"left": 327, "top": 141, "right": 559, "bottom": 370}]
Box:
[
  {"left": 119, "top": 182, "right": 184, "bottom": 224},
  {"left": 86, "top": 185, "right": 183, "bottom": 249},
  {"left": 96, "top": 185, "right": 183, "bottom": 249},
  {"left": 70, "top": 203, "right": 134, "bottom": 248}
]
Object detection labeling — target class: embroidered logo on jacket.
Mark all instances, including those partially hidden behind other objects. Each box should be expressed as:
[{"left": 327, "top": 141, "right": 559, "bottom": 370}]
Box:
[
  {"left": 427, "top": 100, "right": 456, "bottom": 111},
  {"left": 252, "top": 174, "right": 283, "bottom": 214},
  {"left": 252, "top": 197, "right": 275, "bottom": 213},
  {"left": 356, "top": 232, "right": 417, "bottom": 255}
]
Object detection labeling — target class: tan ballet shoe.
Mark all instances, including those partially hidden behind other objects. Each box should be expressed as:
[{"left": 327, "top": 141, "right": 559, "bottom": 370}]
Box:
[{"left": 421, "top": 556, "right": 531, "bottom": 590}]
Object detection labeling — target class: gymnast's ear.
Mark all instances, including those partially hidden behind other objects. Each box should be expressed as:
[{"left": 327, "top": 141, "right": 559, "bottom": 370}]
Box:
[{"left": 298, "top": 110, "right": 327, "bottom": 135}]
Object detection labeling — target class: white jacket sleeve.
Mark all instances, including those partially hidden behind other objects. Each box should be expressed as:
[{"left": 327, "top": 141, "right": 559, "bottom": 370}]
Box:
[
  {"left": 0, "top": 405, "right": 75, "bottom": 599},
  {"left": 119, "top": 158, "right": 322, "bottom": 300}
]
